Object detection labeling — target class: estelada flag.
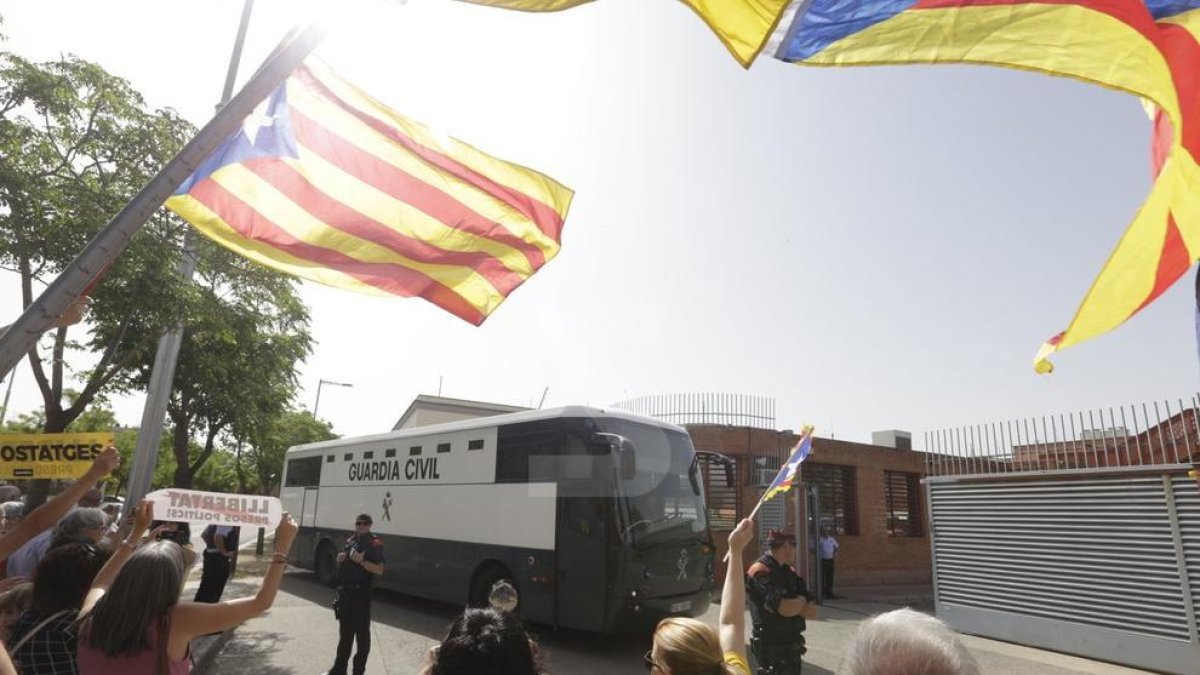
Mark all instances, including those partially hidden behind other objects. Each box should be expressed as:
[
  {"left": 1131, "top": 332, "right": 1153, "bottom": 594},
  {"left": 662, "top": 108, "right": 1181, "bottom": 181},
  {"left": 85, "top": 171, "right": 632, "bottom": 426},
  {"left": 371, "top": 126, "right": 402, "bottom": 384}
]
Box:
[
  {"left": 167, "top": 60, "right": 573, "bottom": 325},
  {"left": 760, "top": 425, "right": 813, "bottom": 503}
]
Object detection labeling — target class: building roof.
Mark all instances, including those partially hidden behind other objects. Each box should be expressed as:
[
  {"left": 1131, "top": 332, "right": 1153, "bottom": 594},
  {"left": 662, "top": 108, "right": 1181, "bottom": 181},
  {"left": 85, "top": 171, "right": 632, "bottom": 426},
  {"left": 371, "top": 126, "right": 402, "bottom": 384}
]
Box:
[{"left": 391, "top": 394, "right": 529, "bottom": 430}]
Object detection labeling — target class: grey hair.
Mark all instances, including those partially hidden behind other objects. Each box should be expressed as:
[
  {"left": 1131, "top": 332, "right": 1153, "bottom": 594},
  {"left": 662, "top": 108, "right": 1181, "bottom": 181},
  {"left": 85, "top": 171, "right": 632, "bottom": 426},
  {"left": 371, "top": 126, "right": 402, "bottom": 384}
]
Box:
[
  {"left": 52, "top": 508, "right": 108, "bottom": 543},
  {"left": 838, "top": 608, "right": 981, "bottom": 675},
  {"left": 1, "top": 501, "right": 24, "bottom": 520}
]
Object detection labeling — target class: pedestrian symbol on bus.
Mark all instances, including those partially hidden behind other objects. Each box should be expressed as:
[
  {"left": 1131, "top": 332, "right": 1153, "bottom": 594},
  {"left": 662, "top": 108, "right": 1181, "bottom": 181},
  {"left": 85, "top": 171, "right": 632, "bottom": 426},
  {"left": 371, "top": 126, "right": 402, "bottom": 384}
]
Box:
[{"left": 382, "top": 492, "right": 393, "bottom": 521}]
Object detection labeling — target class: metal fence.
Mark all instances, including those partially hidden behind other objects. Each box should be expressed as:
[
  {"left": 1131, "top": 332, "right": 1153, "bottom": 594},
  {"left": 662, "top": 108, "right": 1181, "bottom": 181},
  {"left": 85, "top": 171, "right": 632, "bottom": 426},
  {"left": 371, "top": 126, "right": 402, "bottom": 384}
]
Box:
[
  {"left": 924, "top": 394, "right": 1199, "bottom": 477},
  {"left": 611, "top": 393, "right": 776, "bottom": 429}
]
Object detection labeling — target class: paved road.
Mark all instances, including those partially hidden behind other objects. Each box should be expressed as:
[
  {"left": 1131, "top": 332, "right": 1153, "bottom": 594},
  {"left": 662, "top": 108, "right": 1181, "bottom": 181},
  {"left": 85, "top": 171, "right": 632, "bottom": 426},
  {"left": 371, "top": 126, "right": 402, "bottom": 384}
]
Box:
[{"left": 203, "top": 569, "right": 1153, "bottom": 675}]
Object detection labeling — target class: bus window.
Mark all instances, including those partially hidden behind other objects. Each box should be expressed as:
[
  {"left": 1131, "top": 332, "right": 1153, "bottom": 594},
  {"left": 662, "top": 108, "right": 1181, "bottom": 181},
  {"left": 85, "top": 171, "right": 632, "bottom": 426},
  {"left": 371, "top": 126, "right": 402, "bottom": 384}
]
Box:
[
  {"left": 285, "top": 456, "right": 322, "bottom": 487},
  {"left": 497, "top": 430, "right": 563, "bottom": 482}
]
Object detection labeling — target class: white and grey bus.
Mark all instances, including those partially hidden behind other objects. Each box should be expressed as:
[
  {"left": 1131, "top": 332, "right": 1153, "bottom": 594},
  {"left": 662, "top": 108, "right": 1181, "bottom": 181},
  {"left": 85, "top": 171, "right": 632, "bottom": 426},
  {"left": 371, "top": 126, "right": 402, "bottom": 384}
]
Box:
[{"left": 280, "top": 406, "right": 726, "bottom": 632}]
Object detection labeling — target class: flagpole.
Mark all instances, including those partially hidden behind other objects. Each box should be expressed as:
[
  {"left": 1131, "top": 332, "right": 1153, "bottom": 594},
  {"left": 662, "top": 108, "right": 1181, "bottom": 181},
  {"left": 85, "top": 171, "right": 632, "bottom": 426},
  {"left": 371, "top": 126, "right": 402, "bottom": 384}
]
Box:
[
  {"left": 0, "top": 20, "right": 326, "bottom": 383},
  {"left": 724, "top": 427, "right": 813, "bottom": 562},
  {"left": 126, "top": 2, "right": 311, "bottom": 513}
]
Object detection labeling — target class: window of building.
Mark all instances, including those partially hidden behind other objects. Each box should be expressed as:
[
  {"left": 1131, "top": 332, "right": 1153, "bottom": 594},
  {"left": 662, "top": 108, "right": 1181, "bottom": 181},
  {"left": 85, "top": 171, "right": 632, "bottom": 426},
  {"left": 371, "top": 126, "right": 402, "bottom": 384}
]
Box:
[
  {"left": 325, "top": 455, "right": 334, "bottom": 463},
  {"left": 468, "top": 439, "right": 485, "bottom": 451},
  {"left": 343, "top": 453, "right": 353, "bottom": 462},
  {"left": 752, "top": 455, "right": 782, "bottom": 488},
  {"left": 409, "top": 446, "right": 422, "bottom": 456},
  {"left": 437, "top": 442, "right": 451, "bottom": 454},
  {"left": 884, "top": 470, "right": 923, "bottom": 537},
  {"left": 804, "top": 463, "right": 858, "bottom": 535},
  {"left": 363, "top": 451, "right": 374, "bottom": 460},
  {"left": 699, "top": 453, "right": 739, "bottom": 531},
  {"left": 285, "top": 456, "right": 322, "bottom": 487},
  {"left": 385, "top": 448, "right": 396, "bottom": 458}
]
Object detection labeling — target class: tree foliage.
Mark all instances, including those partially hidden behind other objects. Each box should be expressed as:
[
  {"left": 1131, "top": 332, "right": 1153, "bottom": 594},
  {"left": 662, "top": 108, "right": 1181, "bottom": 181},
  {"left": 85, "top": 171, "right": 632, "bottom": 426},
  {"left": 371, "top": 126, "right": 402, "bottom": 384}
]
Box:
[
  {"left": 0, "top": 50, "right": 197, "bottom": 506},
  {"left": 239, "top": 409, "right": 336, "bottom": 495},
  {"left": 127, "top": 236, "right": 313, "bottom": 489},
  {"left": 0, "top": 48, "right": 316, "bottom": 495}
]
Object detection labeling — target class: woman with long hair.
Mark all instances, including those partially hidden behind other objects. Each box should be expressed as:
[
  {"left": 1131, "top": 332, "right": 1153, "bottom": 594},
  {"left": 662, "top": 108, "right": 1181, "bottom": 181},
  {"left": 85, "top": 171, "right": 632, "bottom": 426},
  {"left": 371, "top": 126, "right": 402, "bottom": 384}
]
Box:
[
  {"left": 75, "top": 501, "right": 298, "bottom": 674},
  {"left": 646, "top": 518, "right": 756, "bottom": 675}
]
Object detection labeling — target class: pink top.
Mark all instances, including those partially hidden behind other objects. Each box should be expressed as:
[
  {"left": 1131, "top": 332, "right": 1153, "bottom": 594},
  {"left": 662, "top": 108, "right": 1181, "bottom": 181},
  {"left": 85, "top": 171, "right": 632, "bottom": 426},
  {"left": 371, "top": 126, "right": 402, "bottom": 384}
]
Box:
[{"left": 77, "top": 607, "right": 191, "bottom": 675}]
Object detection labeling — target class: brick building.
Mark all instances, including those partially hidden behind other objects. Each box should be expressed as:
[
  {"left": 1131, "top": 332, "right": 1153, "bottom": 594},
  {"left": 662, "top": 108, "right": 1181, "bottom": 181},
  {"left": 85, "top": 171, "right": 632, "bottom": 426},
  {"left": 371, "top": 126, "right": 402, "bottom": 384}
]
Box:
[
  {"left": 1008, "top": 407, "right": 1199, "bottom": 470},
  {"left": 687, "top": 424, "right": 931, "bottom": 590}
]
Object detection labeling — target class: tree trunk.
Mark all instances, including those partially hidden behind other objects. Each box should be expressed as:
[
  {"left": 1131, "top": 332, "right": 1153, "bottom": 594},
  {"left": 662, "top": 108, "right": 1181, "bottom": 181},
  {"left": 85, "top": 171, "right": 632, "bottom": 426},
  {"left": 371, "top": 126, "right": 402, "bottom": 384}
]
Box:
[
  {"left": 172, "top": 420, "right": 193, "bottom": 489},
  {"left": 24, "top": 403, "right": 70, "bottom": 510},
  {"left": 234, "top": 438, "right": 248, "bottom": 494}
]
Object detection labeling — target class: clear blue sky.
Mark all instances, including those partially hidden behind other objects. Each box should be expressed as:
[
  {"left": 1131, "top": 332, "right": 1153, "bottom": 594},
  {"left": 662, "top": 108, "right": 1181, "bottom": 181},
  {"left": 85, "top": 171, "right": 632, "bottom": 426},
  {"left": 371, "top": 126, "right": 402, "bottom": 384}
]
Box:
[{"left": 0, "top": 0, "right": 1194, "bottom": 443}]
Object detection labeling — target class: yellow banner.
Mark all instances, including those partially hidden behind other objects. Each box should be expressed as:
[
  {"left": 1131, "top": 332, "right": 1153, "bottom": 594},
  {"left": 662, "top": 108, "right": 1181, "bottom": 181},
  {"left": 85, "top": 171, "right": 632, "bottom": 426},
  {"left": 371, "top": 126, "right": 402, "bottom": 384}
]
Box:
[{"left": 0, "top": 432, "right": 114, "bottom": 479}]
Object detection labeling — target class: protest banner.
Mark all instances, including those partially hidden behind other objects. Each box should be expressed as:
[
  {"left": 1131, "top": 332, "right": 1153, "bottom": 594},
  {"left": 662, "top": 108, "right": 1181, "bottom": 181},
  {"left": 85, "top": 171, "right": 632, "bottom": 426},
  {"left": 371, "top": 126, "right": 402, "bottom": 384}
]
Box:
[
  {"left": 145, "top": 488, "right": 283, "bottom": 529},
  {"left": 0, "top": 432, "right": 114, "bottom": 479}
]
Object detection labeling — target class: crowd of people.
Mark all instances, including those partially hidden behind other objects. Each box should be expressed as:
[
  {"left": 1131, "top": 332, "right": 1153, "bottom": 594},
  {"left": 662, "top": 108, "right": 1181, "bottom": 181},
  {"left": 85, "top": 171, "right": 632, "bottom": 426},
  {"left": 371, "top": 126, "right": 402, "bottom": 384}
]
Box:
[
  {"left": 0, "top": 448, "right": 297, "bottom": 675},
  {"left": 412, "top": 517, "right": 980, "bottom": 675},
  {"left": 0, "top": 449, "right": 980, "bottom": 675}
]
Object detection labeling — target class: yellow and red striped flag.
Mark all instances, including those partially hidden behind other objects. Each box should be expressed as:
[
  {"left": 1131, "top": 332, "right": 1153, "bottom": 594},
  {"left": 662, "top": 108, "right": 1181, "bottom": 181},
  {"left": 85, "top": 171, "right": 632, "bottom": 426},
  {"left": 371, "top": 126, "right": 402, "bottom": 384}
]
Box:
[
  {"left": 456, "top": 0, "right": 791, "bottom": 67},
  {"left": 167, "top": 60, "right": 573, "bottom": 325}
]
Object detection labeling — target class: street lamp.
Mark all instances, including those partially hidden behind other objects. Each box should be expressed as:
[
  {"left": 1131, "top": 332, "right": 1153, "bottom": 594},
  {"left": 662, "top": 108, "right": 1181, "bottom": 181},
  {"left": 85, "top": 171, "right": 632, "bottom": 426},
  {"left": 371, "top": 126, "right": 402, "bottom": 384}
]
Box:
[{"left": 313, "top": 379, "right": 353, "bottom": 419}]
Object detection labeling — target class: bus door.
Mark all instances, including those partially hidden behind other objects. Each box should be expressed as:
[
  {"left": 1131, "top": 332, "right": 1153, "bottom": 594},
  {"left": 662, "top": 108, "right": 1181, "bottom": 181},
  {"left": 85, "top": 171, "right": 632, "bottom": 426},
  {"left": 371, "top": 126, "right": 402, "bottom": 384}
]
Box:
[
  {"left": 301, "top": 487, "right": 319, "bottom": 528},
  {"left": 555, "top": 489, "right": 610, "bottom": 631}
]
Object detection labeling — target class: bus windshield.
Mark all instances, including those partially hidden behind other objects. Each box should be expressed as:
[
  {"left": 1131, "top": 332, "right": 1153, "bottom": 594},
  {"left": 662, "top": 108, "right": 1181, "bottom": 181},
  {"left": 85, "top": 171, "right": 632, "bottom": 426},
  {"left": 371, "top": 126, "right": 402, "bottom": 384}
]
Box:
[{"left": 599, "top": 420, "right": 708, "bottom": 546}]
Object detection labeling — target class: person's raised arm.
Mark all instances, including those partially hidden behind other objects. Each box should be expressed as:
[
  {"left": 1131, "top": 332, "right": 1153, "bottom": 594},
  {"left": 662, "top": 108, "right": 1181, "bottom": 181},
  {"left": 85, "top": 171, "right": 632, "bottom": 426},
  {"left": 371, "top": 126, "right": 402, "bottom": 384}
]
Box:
[
  {"left": 171, "top": 514, "right": 299, "bottom": 643},
  {"left": 719, "top": 518, "right": 755, "bottom": 660},
  {"left": 80, "top": 500, "right": 153, "bottom": 615},
  {"left": 0, "top": 446, "right": 120, "bottom": 562},
  {"left": 0, "top": 643, "right": 15, "bottom": 675}
]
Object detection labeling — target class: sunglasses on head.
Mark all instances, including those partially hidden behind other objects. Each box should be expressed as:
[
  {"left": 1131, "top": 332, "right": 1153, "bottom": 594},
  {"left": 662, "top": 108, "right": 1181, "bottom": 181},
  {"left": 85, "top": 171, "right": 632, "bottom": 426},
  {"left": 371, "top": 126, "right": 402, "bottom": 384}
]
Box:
[{"left": 643, "top": 650, "right": 660, "bottom": 671}]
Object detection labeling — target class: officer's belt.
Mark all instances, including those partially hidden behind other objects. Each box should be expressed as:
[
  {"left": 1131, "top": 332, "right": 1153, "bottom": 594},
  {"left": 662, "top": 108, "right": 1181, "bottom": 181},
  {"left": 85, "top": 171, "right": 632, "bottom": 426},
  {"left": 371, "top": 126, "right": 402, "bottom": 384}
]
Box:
[{"left": 337, "top": 584, "right": 372, "bottom": 591}]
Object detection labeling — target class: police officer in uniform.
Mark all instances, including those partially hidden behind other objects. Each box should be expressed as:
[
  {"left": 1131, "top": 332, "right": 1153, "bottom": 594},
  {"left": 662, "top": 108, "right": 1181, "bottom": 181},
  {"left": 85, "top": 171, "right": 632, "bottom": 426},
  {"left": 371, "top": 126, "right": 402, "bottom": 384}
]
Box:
[
  {"left": 746, "top": 529, "right": 814, "bottom": 675},
  {"left": 324, "top": 514, "right": 386, "bottom": 675}
]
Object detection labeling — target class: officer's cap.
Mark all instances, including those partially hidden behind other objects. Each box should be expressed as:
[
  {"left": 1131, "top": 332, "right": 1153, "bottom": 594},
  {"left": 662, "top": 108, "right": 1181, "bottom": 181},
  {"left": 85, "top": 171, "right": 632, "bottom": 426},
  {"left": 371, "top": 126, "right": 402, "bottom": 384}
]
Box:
[{"left": 356, "top": 513, "right": 373, "bottom": 525}]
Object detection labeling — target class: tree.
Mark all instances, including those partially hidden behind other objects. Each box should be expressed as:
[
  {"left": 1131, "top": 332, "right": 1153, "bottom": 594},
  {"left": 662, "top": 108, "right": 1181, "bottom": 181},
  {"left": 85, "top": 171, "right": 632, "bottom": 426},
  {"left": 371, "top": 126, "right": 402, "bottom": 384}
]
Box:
[
  {"left": 241, "top": 409, "right": 336, "bottom": 496},
  {"left": 124, "top": 236, "right": 313, "bottom": 489},
  {"left": 0, "top": 51, "right": 197, "bottom": 507}
]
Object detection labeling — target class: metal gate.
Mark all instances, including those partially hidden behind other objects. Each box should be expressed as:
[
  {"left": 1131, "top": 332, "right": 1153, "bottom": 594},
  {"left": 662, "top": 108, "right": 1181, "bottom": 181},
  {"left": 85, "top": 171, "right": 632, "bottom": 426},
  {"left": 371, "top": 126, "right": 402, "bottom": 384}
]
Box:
[{"left": 926, "top": 396, "right": 1200, "bottom": 674}]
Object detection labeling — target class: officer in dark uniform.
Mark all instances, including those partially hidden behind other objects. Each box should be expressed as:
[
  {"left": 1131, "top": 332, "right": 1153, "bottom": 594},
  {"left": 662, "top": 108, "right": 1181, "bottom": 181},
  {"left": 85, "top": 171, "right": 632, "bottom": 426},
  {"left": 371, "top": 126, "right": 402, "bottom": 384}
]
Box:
[
  {"left": 746, "top": 529, "right": 814, "bottom": 675},
  {"left": 324, "top": 513, "right": 386, "bottom": 675}
]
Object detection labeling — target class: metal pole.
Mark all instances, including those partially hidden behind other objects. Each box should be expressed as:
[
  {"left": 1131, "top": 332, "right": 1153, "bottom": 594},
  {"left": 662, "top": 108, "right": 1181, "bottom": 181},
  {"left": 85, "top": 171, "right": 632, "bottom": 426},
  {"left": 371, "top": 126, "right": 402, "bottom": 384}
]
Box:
[
  {"left": 313, "top": 380, "right": 324, "bottom": 417},
  {"left": 125, "top": 14, "right": 326, "bottom": 511},
  {"left": 0, "top": 373, "right": 15, "bottom": 426},
  {"left": 1163, "top": 399, "right": 1181, "bottom": 464},
  {"left": 1182, "top": 398, "right": 1195, "bottom": 462},
  {"left": 0, "top": 19, "right": 325, "bottom": 382}
]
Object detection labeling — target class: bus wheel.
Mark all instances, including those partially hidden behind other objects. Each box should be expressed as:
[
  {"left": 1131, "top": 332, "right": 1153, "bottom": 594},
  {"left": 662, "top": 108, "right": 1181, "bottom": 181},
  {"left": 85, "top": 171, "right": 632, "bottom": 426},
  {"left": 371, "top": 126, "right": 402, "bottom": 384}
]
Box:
[
  {"left": 470, "top": 564, "right": 518, "bottom": 612},
  {"left": 315, "top": 541, "right": 337, "bottom": 587}
]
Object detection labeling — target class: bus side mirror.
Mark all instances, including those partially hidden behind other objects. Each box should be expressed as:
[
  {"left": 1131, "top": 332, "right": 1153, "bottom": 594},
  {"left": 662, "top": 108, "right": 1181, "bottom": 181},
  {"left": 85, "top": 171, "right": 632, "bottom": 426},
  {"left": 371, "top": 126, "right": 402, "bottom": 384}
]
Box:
[
  {"left": 594, "top": 433, "right": 637, "bottom": 480},
  {"left": 694, "top": 451, "right": 735, "bottom": 489}
]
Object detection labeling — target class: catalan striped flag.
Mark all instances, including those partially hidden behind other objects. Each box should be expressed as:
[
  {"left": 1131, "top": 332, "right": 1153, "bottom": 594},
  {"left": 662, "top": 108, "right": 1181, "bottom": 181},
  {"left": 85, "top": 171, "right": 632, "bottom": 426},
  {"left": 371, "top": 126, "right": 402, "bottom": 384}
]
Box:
[
  {"left": 760, "top": 426, "right": 813, "bottom": 503},
  {"left": 167, "top": 61, "right": 573, "bottom": 325},
  {"left": 765, "top": 0, "right": 1200, "bottom": 372},
  {"left": 456, "top": 0, "right": 792, "bottom": 67}
]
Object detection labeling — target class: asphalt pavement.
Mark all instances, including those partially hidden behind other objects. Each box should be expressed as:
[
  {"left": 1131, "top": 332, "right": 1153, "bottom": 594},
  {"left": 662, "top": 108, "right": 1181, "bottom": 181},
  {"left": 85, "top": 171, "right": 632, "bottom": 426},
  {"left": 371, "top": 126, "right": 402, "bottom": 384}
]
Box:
[{"left": 184, "top": 553, "right": 1156, "bottom": 675}]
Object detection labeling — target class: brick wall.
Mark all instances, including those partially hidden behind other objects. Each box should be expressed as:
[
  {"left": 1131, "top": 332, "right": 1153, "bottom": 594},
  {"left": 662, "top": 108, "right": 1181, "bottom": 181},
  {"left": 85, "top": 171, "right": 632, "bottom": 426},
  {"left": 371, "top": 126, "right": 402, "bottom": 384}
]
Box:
[{"left": 688, "top": 425, "right": 932, "bottom": 589}]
